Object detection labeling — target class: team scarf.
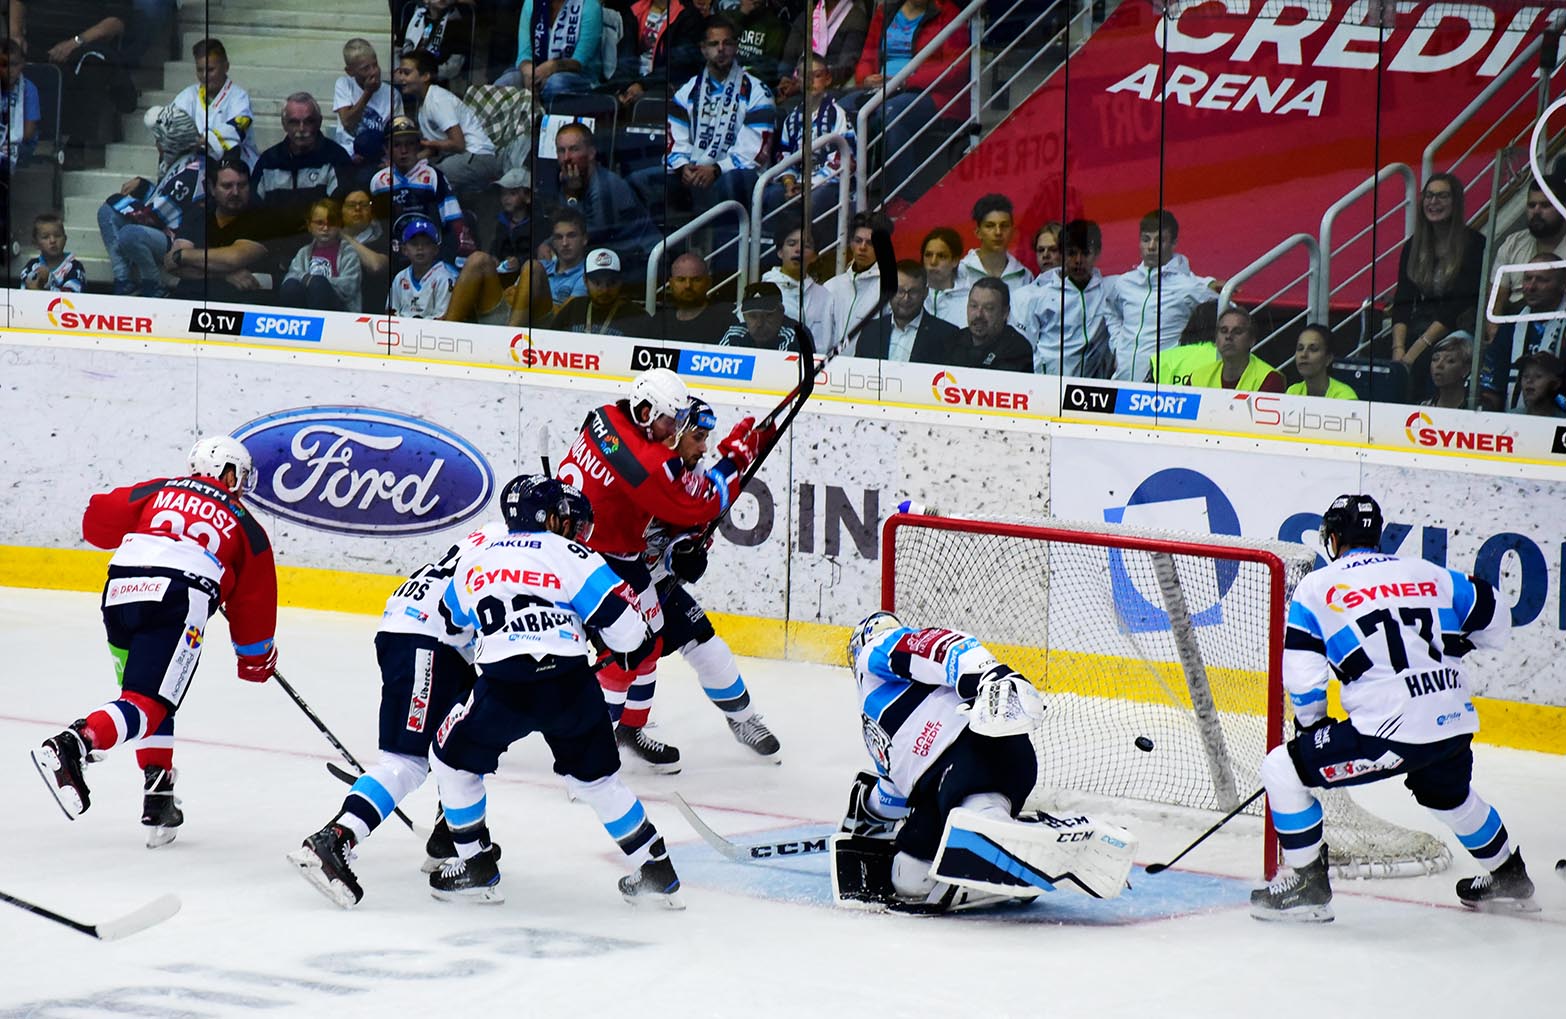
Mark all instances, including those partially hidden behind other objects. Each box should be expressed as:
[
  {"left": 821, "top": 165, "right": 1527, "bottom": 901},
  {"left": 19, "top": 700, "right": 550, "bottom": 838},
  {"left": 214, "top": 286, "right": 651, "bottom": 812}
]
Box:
[
  {"left": 691, "top": 64, "right": 749, "bottom": 161},
  {"left": 810, "top": 0, "right": 856, "bottom": 54},
  {"left": 784, "top": 97, "right": 845, "bottom": 179},
  {"left": 533, "top": 0, "right": 587, "bottom": 62},
  {"left": 404, "top": 6, "right": 455, "bottom": 59}
]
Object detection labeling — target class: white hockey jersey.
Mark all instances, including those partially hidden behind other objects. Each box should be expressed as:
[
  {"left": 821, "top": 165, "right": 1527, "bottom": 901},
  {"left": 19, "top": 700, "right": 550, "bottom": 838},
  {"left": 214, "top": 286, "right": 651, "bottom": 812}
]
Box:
[
  {"left": 172, "top": 78, "right": 259, "bottom": 167},
  {"left": 852, "top": 626, "right": 1004, "bottom": 797},
  {"left": 440, "top": 529, "right": 648, "bottom": 666},
  {"left": 379, "top": 520, "right": 505, "bottom": 660},
  {"left": 1284, "top": 551, "right": 1509, "bottom": 745}
]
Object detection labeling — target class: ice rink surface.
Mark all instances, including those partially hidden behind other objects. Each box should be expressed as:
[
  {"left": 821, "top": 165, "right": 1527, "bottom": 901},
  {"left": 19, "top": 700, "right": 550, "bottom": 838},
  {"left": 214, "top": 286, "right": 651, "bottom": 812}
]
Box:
[{"left": 2, "top": 589, "right": 1561, "bottom": 1018}]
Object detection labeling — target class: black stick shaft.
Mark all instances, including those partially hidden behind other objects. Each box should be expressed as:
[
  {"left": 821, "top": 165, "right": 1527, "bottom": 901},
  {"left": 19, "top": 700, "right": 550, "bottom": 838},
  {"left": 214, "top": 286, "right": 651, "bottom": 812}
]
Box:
[
  {"left": 0, "top": 890, "right": 94, "bottom": 936},
  {"left": 1144, "top": 787, "right": 1266, "bottom": 874}
]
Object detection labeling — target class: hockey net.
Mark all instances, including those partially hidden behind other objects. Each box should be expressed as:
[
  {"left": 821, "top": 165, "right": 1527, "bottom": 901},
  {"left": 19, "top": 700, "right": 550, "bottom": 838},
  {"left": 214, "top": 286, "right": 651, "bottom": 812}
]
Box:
[{"left": 882, "top": 512, "right": 1451, "bottom": 880}]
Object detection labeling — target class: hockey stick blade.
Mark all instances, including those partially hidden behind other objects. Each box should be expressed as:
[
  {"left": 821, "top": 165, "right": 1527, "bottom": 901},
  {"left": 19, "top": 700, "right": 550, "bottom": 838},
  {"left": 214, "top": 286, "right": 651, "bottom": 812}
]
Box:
[
  {"left": 1144, "top": 787, "right": 1266, "bottom": 874},
  {"left": 323, "top": 762, "right": 427, "bottom": 837},
  {"left": 0, "top": 889, "right": 180, "bottom": 941},
  {"left": 671, "top": 793, "right": 832, "bottom": 863}
]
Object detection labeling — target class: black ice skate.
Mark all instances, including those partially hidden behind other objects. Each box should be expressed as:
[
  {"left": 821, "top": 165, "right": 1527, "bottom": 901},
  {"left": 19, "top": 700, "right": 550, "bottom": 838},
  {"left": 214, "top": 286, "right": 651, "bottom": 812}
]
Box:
[
  {"left": 726, "top": 714, "right": 782, "bottom": 762},
  {"left": 31, "top": 721, "right": 93, "bottom": 820},
  {"left": 619, "top": 855, "right": 685, "bottom": 909},
  {"left": 1250, "top": 845, "right": 1334, "bottom": 923},
  {"left": 141, "top": 766, "right": 184, "bottom": 848},
  {"left": 1457, "top": 850, "right": 1538, "bottom": 913},
  {"left": 616, "top": 724, "right": 682, "bottom": 774},
  {"left": 288, "top": 823, "right": 364, "bottom": 908},
  {"left": 422, "top": 814, "right": 501, "bottom": 874},
  {"left": 429, "top": 845, "right": 503, "bottom": 904}
]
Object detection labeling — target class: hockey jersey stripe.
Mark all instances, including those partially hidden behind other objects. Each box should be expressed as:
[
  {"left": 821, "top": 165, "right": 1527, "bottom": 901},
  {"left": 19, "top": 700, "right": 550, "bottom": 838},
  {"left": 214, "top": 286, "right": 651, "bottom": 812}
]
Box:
[
  {"left": 877, "top": 684, "right": 936, "bottom": 736},
  {"left": 1335, "top": 646, "right": 1374, "bottom": 684},
  {"left": 1323, "top": 625, "right": 1363, "bottom": 665},
  {"left": 571, "top": 562, "right": 625, "bottom": 622},
  {"left": 1286, "top": 599, "right": 1323, "bottom": 637},
  {"left": 863, "top": 678, "right": 910, "bottom": 723},
  {"left": 1284, "top": 626, "right": 1326, "bottom": 654}
]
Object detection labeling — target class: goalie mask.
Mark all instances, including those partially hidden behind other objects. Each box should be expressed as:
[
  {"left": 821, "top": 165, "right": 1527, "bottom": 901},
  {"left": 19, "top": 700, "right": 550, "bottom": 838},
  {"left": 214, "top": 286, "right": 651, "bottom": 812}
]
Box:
[
  {"left": 1319, "top": 493, "right": 1382, "bottom": 559},
  {"left": 846, "top": 611, "right": 902, "bottom": 668},
  {"left": 188, "top": 435, "right": 254, "bottom": 493}
]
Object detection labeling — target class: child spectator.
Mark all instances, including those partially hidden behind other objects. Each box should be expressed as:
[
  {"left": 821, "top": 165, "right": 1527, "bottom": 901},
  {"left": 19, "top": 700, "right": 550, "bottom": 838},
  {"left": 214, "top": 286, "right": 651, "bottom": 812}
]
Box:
[
  {"left": 920, "top": 225, "right": 968, "bottom": 327},
  {"left": 1032, "top": 221, "right": 1062, "bottom": 276},
  {"left": 1511, "top": 351, "right": 1566, "bottom": 417},
  {"left": 392, "top": 49, "right": 500, "bottom": 192},
  {"left": 765, "top": 52, "right": 853, "bottom": 223},
  {"left": 390, "top": 217, "right": 457, "bottom": 318},
  {"left": 2, "top": 39, "right": 41, "bottom": 171},
  {"left": 956, "top": 194, "right": 1032, "bottom": 295},
  {"left": 1287, "top": 324, "right": 1359, "bottom": 399},
  {"left": 19, "top": 213, "right": 87, "bottom": 292},
  {"left": 397, "top": 0, "right": 473, "bottom": 85},
  {"left": 280, "top": 198, "right": 363, "bottom": 312},
  {"left": 1105, "top": 207, "right": 1224, "bottom": 383},
  {"left": 172, "top": 39, "right": 259, "bottom": 167},
  {"left": 542, "top": 207, "right": 591, "bottom": 309},
  {"left": 370, "top": 116, "right": 465, "bottom": 270},
  {"left": 761, "top": 219, "right": 834, "bottom": 342},
  {"left": 333, "top": 39, "right": 404, "bottom": 151},
  {"left": 490, "top": 167, "right": 536, "bottom": 273},
  {"left": 779, "top": 0, "right": 869, "bottom": 92},
  {"left": 825, "top": 210, "right": 893, "bottom": 346},
  {"left": 97, "top": 105, "right": 206, "bottom": 296}
]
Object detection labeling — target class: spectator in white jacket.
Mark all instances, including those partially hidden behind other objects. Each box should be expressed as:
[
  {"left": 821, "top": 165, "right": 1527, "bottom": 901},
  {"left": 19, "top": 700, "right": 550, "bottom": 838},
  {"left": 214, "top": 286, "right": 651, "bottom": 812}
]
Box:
[
  {"left": 824, "top": 211, "right": 892, "bottom": 347},
  {"left": 955, "top": 193, "right": 1032, "bottom": 296},
  {"left": 761, "top": 219, "right": 834, "bottom": 343},
  {"left": 173, "top": 38, "right": 259, "bottom": 168},
  {"left": 1018, "top": 219, "right": 1109, "bottom": 377},
  {"left": 1104, "top": 208, "right": 1225, "bottom": 384}
]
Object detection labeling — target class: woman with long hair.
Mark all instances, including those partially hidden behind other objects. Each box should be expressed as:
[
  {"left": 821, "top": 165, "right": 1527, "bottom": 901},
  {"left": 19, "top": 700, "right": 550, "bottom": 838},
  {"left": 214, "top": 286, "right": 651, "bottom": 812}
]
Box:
[{"left": 1390, "top": 172, "right": 1484, "bottom": 400}]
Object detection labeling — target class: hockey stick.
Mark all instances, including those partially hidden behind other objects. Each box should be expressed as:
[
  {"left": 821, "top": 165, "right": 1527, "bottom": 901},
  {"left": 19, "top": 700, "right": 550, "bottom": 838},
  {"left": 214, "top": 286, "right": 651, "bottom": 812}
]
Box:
[
  {"left": 0, "top": 889, "right": 180, "bottom": 941},
  {"left": 1143, "top": 787, "right": 1266, "bottom": 874},
  {"left": 671, "top": 793, "right": 832, "bottom": 863},
  {"left": 321, "top": 760, "right": 425, "bottom": 835},
  {"left": 694, "top": 228, "right": 898, "bottom": 546}
]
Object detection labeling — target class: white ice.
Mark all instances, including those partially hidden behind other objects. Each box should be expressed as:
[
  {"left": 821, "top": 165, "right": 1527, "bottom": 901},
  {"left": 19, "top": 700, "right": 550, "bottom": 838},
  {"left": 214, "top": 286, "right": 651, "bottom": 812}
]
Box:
[{"left": 2, "top": 589, "right": 1561, "bottom": 1018}]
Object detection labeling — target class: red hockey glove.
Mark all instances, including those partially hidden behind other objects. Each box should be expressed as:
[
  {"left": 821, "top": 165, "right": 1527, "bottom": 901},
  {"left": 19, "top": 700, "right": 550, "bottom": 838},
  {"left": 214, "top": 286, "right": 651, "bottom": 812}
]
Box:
[
  {"left": 237, "top": 645, "right": 277, "bottom": 683},
  {"left": 718, "top": 416, "right": 764, "bottom": 473}
]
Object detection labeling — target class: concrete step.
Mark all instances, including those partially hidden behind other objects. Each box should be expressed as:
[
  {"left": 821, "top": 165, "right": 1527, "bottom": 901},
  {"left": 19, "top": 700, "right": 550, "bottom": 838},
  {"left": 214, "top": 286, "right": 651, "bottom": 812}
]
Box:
[
  {"left": 179, "top": 31, "right": 354, "bottom": 69},
  {"left": 159, "top": 63, "right": 345, "bottom": 100},
  {"left": 179, "top": 7, "right": 389, "bottom": 36},
  {"left": 105, "top": 144, "right": 164, "bottom": 175},
  {"left": 209, "top": 0, "right": 388, "bottom": 12},
  {"left": 63, "top": 170, "right": 130, "bottom": 202}
]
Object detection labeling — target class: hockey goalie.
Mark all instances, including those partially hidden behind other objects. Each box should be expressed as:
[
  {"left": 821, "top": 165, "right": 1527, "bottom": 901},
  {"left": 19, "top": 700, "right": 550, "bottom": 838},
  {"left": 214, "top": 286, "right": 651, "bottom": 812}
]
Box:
[{"left": 834, "top": 611, "right": 1137, "bottom": 914}]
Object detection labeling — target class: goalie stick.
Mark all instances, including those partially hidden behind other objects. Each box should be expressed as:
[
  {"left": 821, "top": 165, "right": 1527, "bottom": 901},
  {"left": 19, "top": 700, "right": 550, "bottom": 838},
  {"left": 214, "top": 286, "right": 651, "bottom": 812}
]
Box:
[
  {"left": 0, "top": 889, "right": 180, "bottom": 941},
  {"left": 671, "top": 793, "right": 832, "bottom": 863},
  {"left": 694, "top": 227, "right": 897, "bottom": 546}
]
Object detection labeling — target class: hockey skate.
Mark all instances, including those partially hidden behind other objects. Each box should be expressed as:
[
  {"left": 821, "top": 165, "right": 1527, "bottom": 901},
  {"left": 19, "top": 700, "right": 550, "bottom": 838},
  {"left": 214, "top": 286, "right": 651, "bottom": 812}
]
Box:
[
  {"left": 141, "top": 766, "right": 183, "bottom": 848},
  {"left": 616, "top": 724, "right": 682, "bottom": 774},
  {"left": 31, "top": 721, "right": 93, "bottom": 820},
  {"left": 1250, "top": 846, "right": 1334, "bottom": 923},
  {"left": 1456, "top": 850, "right": 1538, "bottom": 913},
  {"left": 422, "top": 814, "right": 502, "bottom": 874},
  {"left": 288, "top": 823, "right": 364, "bottom": 908},
  {"left": 429, "top": 845, "right": 504, "bottom": 904},
  {"left": 726, "top": 714, "right": 781, "bottom": 762},
  {"left": 618, "top": 855, "right": 685, "bottom": 909}
]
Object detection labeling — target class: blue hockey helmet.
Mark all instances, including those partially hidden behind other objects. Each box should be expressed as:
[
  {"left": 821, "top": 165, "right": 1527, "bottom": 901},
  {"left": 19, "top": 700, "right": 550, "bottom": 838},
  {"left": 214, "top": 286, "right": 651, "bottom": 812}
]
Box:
[
  {"left": 500, "top": 474, "right": 594, "bottom": 541},
  {"left": 846, "top": 610, "right": 902, "bottom": 668},
  {"left": 687, "top": 396, "right": 717, "bottom": 433}
]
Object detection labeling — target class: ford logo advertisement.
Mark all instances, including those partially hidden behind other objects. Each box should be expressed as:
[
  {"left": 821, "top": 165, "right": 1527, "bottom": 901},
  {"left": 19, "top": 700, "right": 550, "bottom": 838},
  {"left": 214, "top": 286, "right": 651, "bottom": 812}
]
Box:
[{"left": 234, "top": 407, "right": 494, "bottom": 536}]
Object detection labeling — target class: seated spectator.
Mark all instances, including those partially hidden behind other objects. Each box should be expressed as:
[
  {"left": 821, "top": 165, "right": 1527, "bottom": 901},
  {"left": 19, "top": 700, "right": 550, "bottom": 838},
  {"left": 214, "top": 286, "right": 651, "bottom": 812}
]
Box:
[
  {"left": 2, "top": 39, "right": 41, "bottom": 171},
  {"left": 253, "top": 93, "right": 354, "bottom": 242},
  {"left": 921, "top": 225, "right": 968, "bottom": 327},
  {"left": 825, "top": 211, "right": 893, "bottom": 346},
  {"left": 173, "top": 39, "right": 259, "bottom": 167},
  {"left": 370, "top": 115, "right": 466, "bottom": 271},
  {"left": 957, "top": 194, "right": 1032, "bottom": 296},
  {"left": 1018, "top": 218, "right": 1109, "bottom": 377},
  {"left": 554, "top": 248, "right": 656, "bottom": 335},
  {"left": 734, "top": 0, "right": 789, "bottom": 83},
  {"left": 279, "top": 198, "right": 362, "bottom": 312},
  {"left": 394, "top": 49, "right": 500, "bottom": 192},
  {"left": 334, "top": 38, "right": 404, "bottom": 153},
  {"left": 97, "top": 105, "right": 205, "bottom": 296},
  {"left": 1510, "top": 351, "right": 1566, "bottom": 417},
  {"left": 629, "top": 17, "right": 775, "bottom": 225},
  {"left": 543, "top": 207, "right": 592, "bottom": 308},
  {"left": 1286, "top": 323, "right": 1358, "bottom": 399},
  {"left": 1032, "top": 221, "right": 1062, "bottom": 276},
  {"left": 941, "top": 276, "right": 1031, "bottom": 371},
  {"left": 1479, "top": 259, "right": 1566, "bottom": 411},
  {"left": 397, "top": 0, "right": 473, "bottom": 85},
  {"left": 1422, "top": 333, "right": 1474, "bottom": 410},
  {"left": 1106, "top": 207, "right": 1223, "bottom": 383},
  {"left": 1155, "top": 301, "right": 1217, "bottom": 386},
  {"left": 1391, "top": 172, "right": 1484, "bottom": 399},
  {"left": 761, "top": 220, "right": 833, "bottom": 341},
  {"left": 619, "top": 0, "right": 708, "bottom": 108},
  {"left": 720, "top": 281, "right": 812, "bottom": 351},
  {"left": 490, "top": 167, "right": 536, "bottom": 272},
  {"left": 844, "top": 0, "right": 963, "bottom": 200},
  {"left": 390, "top": 217, "right": 457, "bottom": 318},
  {"left": 535, "top": 123, "right": 659, "bottom": 272},
  {"left": 779, "top": 0, "right": 869, "bottom": 94},
  {"left": 656, "top": 252, "right": 735, "bottom": 342},
  {"left": 500, "top": 0, "right": 605, "bottom": 99},
  {"left": 166, "top": 158, "right": 278, "bottom": 305},
  {"left": 445, "top": 252, "right": 554, "bottom": 326},
  {"left": 9, "top": 0, "right": 129, "bottom": 164},
  {"left": 855, "top": 260, "right": 957, "bottom": 361},
  {"left": 764, "top": 52, "right": 853, "bottom": 224},
  {"left": 1188, "top": 306, "right": 1284, "bottom": 392},
  {"left": 340, "top": 188, "right": 391, "bottom": 316},
  {"left": 19, "top": 213, "right": 87, "bottom": 292},
  {"left": 1487, "top": 176, "right": 1566, "bottom": 340}
]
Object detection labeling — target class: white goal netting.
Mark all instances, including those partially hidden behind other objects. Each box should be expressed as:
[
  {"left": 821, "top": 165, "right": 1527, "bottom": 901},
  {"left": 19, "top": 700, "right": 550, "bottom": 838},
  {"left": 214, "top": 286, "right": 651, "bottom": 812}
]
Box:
[{"left": 883, "top": 513, "right": 1451, "bottom": 879}]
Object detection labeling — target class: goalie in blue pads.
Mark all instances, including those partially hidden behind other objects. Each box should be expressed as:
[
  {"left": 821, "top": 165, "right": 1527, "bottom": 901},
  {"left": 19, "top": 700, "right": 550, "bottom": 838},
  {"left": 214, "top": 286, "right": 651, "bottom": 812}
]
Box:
[{"left": 833, "top": 612, "right": 1136, "bottom": 913}]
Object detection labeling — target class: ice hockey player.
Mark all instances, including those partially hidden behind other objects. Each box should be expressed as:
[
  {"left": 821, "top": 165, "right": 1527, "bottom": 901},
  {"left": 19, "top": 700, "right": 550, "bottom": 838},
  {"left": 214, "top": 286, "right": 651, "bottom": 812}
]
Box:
[
  {"left": 835, "top": 612, "right": 1136, "bottom": 914},
  {"left": 639, "top": 397, "right": 781, "bottom": 762},
  {"left": 31, "top": 436, "right": 278, "bottom": 848},
  {"left": 424, "top": 475, "right": 684, "bottom": 907},
  {"left": 557, "top": 367, "right": 772, "bottom": 773},
  {"left": 288, "top": 519, "right": 505, "bottom": 908},
  {"left": 1251, "top": 493, "right": 1535, "bottom": 922}
]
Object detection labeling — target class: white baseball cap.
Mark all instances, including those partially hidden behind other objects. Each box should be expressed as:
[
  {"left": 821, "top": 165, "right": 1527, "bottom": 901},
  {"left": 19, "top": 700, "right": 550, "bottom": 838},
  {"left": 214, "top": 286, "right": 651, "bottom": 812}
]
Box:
[{"left": 585, "top": 248, "right": 621, "bottom": 276}]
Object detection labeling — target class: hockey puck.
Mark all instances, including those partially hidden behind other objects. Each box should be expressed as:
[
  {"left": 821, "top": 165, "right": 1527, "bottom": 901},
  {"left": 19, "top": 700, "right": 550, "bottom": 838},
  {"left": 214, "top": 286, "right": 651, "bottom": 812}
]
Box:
[{"left": 1134, "top": 736, "right": 1155, "bottom": 753}]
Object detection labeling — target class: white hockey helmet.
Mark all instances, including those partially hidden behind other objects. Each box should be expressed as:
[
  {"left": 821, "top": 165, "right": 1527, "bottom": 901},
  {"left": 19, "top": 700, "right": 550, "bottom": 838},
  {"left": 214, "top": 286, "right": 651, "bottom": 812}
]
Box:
[
  {"left": 846, "top": 610, "right": 902, "bottom": 668},
  {"left": 628, "top": 368, "right": 691, "bottom": 430},
  {"left": 188, "top": 434, "right": 254, "bottom": 493}
]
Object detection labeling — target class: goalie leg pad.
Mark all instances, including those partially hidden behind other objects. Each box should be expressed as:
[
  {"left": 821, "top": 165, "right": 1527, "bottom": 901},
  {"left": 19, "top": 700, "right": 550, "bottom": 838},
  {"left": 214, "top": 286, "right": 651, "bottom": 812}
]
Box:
[
  {"left": 830, "top": 833, "right": 897, "bottom": 910},
  {"left": 932, "top": 808, "right": 1138, "bottom": 900}
]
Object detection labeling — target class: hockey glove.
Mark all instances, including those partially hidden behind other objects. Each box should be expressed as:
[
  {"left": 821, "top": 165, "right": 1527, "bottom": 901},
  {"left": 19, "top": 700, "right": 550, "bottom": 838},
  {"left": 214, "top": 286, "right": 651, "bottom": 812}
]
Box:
[
  {"left": 840, "top": 771, "right": 902, "bottom": 839},
  {"left": 961, "top": 666, "right": 1045, "bottom": 738},
  {"left": 237, "top": 645, "right": 277, "bottom": 683},
  {"left": 717, "top": 416, "right": 764, "bottom": 473},
  {"left": 613, "top": 633, "right": 661, "bottom": 672},
  {"left": 1292, "top": 714, "right": 1333, "bottom": 739},
  {"left": 669, "top": 536, "right": 710, "bottom": 584}
]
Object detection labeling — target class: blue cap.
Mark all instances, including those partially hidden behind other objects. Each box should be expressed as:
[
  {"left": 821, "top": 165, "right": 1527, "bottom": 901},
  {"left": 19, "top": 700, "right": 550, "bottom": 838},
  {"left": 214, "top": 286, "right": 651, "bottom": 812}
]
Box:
[{"left": 400, "top": 217, "right": 439, "bottom": 245}]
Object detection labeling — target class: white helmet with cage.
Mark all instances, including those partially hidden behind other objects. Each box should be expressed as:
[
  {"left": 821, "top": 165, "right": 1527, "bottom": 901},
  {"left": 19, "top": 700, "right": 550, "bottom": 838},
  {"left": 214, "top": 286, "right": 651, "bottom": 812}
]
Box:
[
  {"left": 846, "top": 610, "right": 903, "bottom": 668},
  {"left": 628, "top": 368, "right": 690, "bottom": 430},
  {"left": 188, "top": 435, "right": 254, "bottom": 493}
]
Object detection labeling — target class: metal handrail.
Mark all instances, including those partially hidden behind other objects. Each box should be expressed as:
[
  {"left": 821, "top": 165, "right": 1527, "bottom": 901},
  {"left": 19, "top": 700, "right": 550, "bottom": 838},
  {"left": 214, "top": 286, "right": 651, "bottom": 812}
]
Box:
[
  {"left": 1218, "top": 233, "right": 1322, "bottom": 321},
  {"left": 1316, "top": 163, "right": 1418, "bottom": 320},
  {"left": 644, "top": 200, "right": 749, "bottom": 312},
  {"left": 748, "top": 132, "right": 853, "bottom": 277},
  {"left": 1422, "top": 35, "right": 1544, "bottom": 183}
]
